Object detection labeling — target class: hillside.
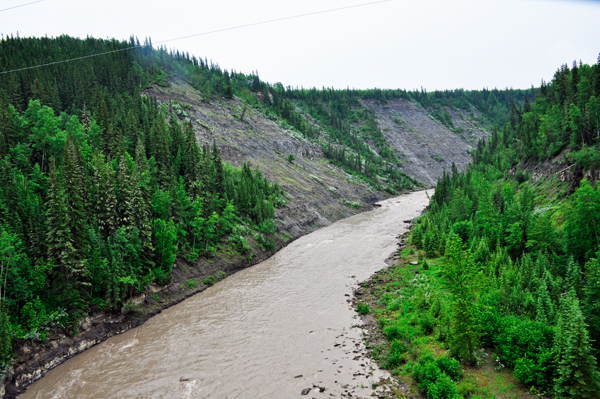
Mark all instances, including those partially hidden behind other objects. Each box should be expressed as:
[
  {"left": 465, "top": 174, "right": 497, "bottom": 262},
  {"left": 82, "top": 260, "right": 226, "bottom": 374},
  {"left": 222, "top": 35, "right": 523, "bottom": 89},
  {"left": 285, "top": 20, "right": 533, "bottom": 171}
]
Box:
[
  {"left": 362, "top": 98, "right": 486, "bottom": 185},
  {"left": 144, "top": 79, "right": 490, "bottom": 235},
  {"left": 359, "top": 57, "right": 600, "bottom": 398}
]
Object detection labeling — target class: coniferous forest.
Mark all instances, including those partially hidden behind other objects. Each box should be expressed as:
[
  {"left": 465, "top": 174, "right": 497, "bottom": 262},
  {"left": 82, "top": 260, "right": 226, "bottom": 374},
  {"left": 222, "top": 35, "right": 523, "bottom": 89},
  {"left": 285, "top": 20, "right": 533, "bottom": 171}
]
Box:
[
  {"left": 0, "top": 35, "right": 285, "bottom": 371},
  {"left": 361, "top": 57, "right": 600, "bottom": 398}
]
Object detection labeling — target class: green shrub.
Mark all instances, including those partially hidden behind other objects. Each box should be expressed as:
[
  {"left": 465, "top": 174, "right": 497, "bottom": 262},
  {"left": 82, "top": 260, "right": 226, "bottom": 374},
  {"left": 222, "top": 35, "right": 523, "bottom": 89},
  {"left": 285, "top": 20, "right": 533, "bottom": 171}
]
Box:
[
  {"left": 216, "top": 271, "right": 226, "bottom": 280},
  {"left": 429, "top": 372, "right": 459, "bottom": 399},
  {"left": 414, "top": 355, "right": 442, "bottom": 394},
  {"left": 383, "top": 324, "right": 403, "bottom": 340},
  {"left": 386, "top": 339, "right": 407, "bottom": 368},
  {"left": 121, "top": 300, "right": 145, "bottom": 316},
  {"left": 419, "top": 314, "right": 435, "bottom": 335},
  {"left": 515, "top": 169, "right": 530, "bottom": 184},
  {"left": 435, "top": 356, "right": 461, "bottom": 380},
  {"left": 414, "top": 352, "right": 461, "bottom": 398},
  {"left": 357, "top": 302, "right": 370, "bottom": 314},
  {"left": 203, "top": 275, "right": 216, "bottom": 286}
]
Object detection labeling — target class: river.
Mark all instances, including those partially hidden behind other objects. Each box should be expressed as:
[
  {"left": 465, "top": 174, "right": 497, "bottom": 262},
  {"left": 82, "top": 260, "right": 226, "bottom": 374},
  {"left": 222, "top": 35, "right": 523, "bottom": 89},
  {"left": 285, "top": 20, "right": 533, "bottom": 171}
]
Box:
[{"left": 21, "top": 190, "right": 431, "bottom": 398}]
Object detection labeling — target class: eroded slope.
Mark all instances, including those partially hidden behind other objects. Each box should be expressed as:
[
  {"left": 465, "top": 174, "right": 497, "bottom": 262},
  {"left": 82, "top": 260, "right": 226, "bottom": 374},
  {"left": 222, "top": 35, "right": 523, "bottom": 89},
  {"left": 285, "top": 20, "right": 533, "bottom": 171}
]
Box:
[
  {"left": 363, "top": 98, "right": 488, "bottom": 186},
  {"left": 146, "top": 81, "right": 385, "bottom": 238}
]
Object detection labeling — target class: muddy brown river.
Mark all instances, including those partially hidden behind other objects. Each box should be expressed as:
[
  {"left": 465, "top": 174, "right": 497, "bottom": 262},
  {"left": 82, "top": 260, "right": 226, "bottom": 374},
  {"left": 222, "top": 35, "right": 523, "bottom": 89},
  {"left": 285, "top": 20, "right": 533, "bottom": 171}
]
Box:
[{"left": 21, "top": 190, "right": 430, "bottom": 398}]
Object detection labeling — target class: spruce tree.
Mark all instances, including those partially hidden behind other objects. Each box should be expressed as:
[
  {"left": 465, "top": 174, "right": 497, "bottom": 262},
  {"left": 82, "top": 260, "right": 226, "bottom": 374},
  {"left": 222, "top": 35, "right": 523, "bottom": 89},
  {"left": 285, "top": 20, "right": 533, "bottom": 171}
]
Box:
[
  {"left": 554, "top": 290, "right": 600, "bottom": 398},
  {"left": 584, "top": 256, "right": 600, "bottom": 355},
  {"left": 535, "top": 280, "right": 554, "bottom": 324}
]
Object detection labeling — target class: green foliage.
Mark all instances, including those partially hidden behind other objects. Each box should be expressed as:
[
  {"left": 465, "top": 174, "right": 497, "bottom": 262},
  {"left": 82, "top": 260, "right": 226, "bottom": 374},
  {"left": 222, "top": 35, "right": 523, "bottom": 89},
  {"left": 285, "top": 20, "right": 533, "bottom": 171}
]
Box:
[
  {"left": 565, "top": 179, "right": 600, "bottom": 262},
  {"left": 409, "top": 53, "right": 600, "bottom": 394},
  {"left": 440, "top": 234, "right": 481, "bottom": 364},
  {"left": 356, "top": 302, "right": 369, "bottom": 314},
  {"left": 414, "top": 353, "right": 460, "bottom": 398},
  {"left": 203, "top": 275, "right": 216, "bottom": 286}
]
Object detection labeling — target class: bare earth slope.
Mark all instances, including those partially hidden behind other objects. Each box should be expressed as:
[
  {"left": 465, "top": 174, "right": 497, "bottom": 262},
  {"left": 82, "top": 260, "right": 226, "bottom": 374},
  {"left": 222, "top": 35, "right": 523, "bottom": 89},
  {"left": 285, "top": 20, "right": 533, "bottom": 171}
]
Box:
[
  {"left": 147, "top": 81, "right": 385, "bottom": 238},
  {"left": 363, "top": 98, "right": 488, "bottom": 186}
]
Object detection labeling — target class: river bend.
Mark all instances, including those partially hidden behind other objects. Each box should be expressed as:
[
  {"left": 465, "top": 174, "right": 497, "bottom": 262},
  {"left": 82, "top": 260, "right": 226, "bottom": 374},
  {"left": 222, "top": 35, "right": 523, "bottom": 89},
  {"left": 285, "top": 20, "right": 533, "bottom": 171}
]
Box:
[{"left": 22, "top": 190, "right": 430, "bottom": 398}]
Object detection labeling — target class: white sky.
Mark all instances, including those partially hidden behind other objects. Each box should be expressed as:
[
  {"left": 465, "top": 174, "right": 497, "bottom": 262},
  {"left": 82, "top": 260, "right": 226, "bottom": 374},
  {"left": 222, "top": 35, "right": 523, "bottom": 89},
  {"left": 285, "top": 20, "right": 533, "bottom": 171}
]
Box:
[{"left": 1, "top": 0, "right": 599, "bottom": 91}]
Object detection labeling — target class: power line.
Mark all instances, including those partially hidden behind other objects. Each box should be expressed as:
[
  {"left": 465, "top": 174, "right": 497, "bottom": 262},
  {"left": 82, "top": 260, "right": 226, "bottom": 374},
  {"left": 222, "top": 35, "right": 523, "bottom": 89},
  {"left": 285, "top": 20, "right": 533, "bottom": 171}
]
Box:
[
  {"left": 0, "top": 0, "right": 391, "bottom": 75},
  {"left": 0, "top": 0, "right": 46, "bottom": 12}
]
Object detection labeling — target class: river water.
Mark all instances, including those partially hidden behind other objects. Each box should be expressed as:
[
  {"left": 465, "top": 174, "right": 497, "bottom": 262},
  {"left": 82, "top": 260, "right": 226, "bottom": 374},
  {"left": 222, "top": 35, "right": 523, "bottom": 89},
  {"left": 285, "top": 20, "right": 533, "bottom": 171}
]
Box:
[{"left": 21, "top": 190, "right": 430, "bottom": 399}]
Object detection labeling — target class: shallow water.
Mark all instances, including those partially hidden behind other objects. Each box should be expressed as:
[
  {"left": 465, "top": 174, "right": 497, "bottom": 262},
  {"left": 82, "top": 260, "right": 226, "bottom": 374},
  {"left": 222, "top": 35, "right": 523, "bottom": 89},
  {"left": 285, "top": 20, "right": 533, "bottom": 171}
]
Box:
[{"left": 22, "top": 190, "right": 430, "bottom": 399}]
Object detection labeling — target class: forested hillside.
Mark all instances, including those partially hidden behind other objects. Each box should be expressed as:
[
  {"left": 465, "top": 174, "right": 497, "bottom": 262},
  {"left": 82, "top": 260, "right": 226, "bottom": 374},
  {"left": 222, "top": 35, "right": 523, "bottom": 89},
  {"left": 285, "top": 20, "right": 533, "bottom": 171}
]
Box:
[
  {"left": 0, "top": 36, "right": 288, "bottom": 379},
  {"left": 364, "top": 57, "right": 600, "bottom": 398}
]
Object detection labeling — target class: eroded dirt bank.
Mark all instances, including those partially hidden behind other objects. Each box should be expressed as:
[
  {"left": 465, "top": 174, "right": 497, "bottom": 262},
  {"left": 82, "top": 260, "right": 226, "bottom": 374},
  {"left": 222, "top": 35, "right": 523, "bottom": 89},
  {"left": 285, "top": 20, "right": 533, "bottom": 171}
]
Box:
[{"left": 18, "top": 191, "right": 430, "bottom": 399}]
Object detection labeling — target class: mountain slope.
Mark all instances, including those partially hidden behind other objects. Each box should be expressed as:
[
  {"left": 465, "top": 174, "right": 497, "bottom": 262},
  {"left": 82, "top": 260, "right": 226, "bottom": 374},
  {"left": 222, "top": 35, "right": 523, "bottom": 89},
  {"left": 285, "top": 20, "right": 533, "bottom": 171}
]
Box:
[{"left": 362, "top": 98, "right": 486, "bottom": 185}]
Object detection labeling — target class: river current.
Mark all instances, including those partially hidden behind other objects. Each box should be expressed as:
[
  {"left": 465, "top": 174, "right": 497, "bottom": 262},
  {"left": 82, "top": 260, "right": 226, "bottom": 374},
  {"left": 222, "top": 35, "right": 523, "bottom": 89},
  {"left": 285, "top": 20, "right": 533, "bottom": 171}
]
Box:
[{"left": 21, "top": 190, "right": 430, "bottom": 398}]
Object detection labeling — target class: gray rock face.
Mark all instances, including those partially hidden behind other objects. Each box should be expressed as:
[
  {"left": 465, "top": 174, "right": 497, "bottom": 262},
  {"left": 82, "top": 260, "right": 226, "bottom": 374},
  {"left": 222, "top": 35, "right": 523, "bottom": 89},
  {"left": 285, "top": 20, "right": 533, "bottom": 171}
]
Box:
[{"left": 362, "top": 98, "right": 488, "bottom": 186}]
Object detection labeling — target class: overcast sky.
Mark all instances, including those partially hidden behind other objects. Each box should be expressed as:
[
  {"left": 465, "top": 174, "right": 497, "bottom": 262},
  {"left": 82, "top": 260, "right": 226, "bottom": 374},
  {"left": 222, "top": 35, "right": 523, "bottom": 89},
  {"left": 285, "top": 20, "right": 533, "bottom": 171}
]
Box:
[{"left": 1, "top": 0, "right": 599, "bottom": 91}]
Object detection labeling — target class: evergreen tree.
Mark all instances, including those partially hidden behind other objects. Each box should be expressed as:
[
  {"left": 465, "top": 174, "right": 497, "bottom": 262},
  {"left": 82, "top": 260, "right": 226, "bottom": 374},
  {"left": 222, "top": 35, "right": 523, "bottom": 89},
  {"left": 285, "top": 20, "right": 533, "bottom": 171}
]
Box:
[
  {"left": 553, "top": 290, "right": 600, "bottom": 398},
  {"left": 440, "top": 234, "right": 481, "bottom": 364}
]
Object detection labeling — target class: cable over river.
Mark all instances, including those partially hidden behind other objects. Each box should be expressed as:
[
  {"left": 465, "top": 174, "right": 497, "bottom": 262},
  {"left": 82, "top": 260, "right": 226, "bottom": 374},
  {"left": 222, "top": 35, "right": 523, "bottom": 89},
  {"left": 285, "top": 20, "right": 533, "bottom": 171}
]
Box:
[{"left": 21, "top": 190, "right": 431, "bottom": 399}]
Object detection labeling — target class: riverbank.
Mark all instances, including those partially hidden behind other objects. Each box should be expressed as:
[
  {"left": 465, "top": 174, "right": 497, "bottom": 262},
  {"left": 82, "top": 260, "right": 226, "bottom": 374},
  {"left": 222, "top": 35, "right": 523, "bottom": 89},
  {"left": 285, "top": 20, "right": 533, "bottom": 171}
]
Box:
[
  {"left": 4, "top": 234, "right": 287, "bottom": 398},
  {"left": 353, "top": 226, "right": 542, "bottom": 399},
  {"left": 4, "top": 198, "right": 375, "bottom": 399}
]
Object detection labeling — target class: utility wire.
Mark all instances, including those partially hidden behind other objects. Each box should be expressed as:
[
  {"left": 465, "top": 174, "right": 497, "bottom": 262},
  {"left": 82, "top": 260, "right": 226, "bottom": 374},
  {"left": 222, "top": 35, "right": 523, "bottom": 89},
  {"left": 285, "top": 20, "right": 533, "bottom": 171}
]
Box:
[
  {"left": 0, "top": 0, "right": 46, "bottom": 12},
  {"left": 0, "top": 0, "right": 391, "bottom": 75}
]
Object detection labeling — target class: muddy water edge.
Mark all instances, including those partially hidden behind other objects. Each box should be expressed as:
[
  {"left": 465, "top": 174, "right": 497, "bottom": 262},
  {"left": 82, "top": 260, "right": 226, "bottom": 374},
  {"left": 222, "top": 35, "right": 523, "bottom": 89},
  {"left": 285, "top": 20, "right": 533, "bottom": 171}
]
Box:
[{"left": 18, "top": 190, "right": 430, "bottom": 399}]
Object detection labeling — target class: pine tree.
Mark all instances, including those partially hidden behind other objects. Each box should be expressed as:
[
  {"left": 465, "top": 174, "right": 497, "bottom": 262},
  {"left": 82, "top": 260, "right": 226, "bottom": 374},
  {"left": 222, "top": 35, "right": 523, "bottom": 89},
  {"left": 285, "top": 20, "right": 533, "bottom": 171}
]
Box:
[
  {"left": 211, "top": 141, "right": 224, "bottom": 199},
  {"left": 554, "top": 290, "right": 600, "bottom": 398},
  {"left": 584, "top": 256, "right": 600, "bottom": 355},
  {"left": 535, "top": 280, "right": 554, "bottom": 324},
  {"left": 60, "top": 140, "right": 89, "bottom": 293},
  {"left": 131, "top": 163, "right": 154, "bottom": 271},
  {"left": 93, "top": 154, "right": 118, "bottom": 239},
  {"left": 441, "top": 234, "right": 481, "bottom": 364},
  {"left": 566, "top": 257, "right": 583, "bottom": 297}
]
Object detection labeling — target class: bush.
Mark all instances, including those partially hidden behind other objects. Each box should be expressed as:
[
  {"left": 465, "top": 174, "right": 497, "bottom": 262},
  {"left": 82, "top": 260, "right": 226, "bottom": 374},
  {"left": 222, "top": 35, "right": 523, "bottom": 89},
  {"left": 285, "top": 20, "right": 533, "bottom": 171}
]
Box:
[
  {"left": 429, "top": 372, "right": 459, "bottom": 399},
  {"left": 435, "top": 356, "right": 461, "bottom": 380},
  {"left": 383, "top": 324, "right": 403, "bottom": 340},
  {"left": 414, "top": 352, "right": 461, "bottom": 398},
  {"left": 419, "top": 314, "right": 435, "bottom": 335},
  {"left": 386, "top": 339, "right": 406, "bottom": 368},
  {"left": 216, "top": 271, "right": 226, "bottom": 280},
  {"left": 357, "top": 302, "right": 370, "bottom": 314},
  {"left": 121, "top": 300, "right": 145, "bottom": 316},
  {"left": 515, "top": 169, "right": 530, "bottom": 184},
  {"left": 203, "top": 275, "right": 216, "bottom": 286},
  {"left": 414, "top": 355, "right": 441, "bottom": 394}
]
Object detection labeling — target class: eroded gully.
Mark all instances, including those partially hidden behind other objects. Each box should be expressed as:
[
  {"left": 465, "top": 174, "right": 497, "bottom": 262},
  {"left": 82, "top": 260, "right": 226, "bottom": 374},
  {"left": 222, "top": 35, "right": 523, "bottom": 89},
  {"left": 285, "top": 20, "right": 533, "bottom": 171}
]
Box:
[{"left": 21, "top": 190, "right": 431, "bottom": 399}]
